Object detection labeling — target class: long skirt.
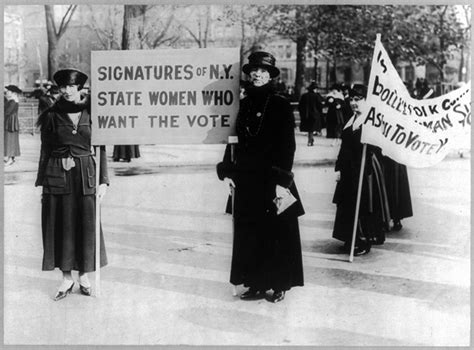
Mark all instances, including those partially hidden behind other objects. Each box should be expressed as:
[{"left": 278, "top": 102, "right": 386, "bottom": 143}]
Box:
[
  {"left": 333, "top": 154, "right": 390, "bottom": 244},
  {"left": 4, "top": 130, "right": 20, "bottom": 157},
  {"left": 41, "top": 159, "right": 107, "bottom": 272},
  {"left": 383, "top": 157, "right": 413, "bottom": 221},
  {"left": 230, "top": 214, "right": 304, "bottom": 292},
  {"left": 113, "top": 145, "right": 140, "bottom": 160}
]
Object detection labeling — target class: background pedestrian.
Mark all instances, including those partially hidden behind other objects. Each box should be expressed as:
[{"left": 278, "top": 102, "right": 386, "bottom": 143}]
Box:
[
  {"left": 4, "top": 84, "right": 22, "bottom": 166},
  {"left": 298, "top": 81, "right": 324, "bottom": 146}
]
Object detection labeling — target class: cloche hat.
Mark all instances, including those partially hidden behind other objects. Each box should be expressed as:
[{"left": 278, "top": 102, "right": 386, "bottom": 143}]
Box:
[
  {"left": 349, "top": 84, "right": 368, "bottom": 99},
  {"left": 242, "top": 51, "right": 280, "bottom": 78},
  {"left": 53, "top": 68, "right": 88, "bottom": 89}
]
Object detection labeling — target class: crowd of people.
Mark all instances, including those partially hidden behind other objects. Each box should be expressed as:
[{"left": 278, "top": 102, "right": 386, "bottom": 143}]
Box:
[{"left": 7, "top": 52, "right": 414, "bottom": 303}]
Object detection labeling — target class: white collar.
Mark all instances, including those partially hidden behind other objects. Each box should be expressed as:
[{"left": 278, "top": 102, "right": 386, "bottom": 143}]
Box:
[{"left": 344, "top": 113, "right": 361, "bottom": 131}]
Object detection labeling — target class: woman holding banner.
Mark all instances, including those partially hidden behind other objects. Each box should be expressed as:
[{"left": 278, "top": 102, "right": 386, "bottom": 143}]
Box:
[
  {"left": 217, "top": 51, "right": 304, "bottom": 303},
  {"left": 332, "top": 84, "right": 390, "bottom": 255},
  {"left": 35, "top": 68, "right": 109, "bottom": 301}
]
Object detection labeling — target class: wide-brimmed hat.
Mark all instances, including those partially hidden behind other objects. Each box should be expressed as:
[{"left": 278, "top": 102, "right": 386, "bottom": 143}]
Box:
[
  {"left": 242, "top": 51, "right": 280, "bottom": 78},
  {"left": 349, "top": 84, "right": 368, "bottom": 99},
  {"left": 5, "top": 85, "right": 22, "bottom": 94},
  {"left": 53, "top": 68, "right": 88, "bottom": 88}
]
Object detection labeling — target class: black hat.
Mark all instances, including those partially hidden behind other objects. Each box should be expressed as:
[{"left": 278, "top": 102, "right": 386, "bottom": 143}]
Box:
[
  {"left": 308, "top": 81, "right": 317, "bottom": 91},
  {"left": 242, "top": 51, "right": 280, "bottom": 78},
  {"left": 5, "top": 85, "right": 22, "bottom": 94},
  {"left": 53, "top": 68, "right": 88, "bottom": 89},
  {"left": 349, "top": 84, "right": 367, "bottom": 99}
]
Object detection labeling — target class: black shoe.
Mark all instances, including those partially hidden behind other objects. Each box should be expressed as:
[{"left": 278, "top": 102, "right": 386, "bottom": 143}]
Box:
[
  {"left": 392, "top": 221, "right": 403, "bottom": 231},
  {"left": 354, "top": 245, "right": 371, "bottom": 256},
  {"left": 53, "top": 281, "right": 74, "bottom": 301},
  {"left": 271, "top": 290, "right": 285, "bottom": 303},
  {"left": 369, "top": 237, "right": 385, "bottom": 245},
  {"left": 79, "top": 284, "right": 91, "bottom": 296},
  {"left": 240, "top": 288, "right": 264, "bottom": 300}
]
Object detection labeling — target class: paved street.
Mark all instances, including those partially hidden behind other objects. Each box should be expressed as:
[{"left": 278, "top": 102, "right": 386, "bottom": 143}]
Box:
[{"left": 3, "top": 133, "right": 470, "bottom": 346}]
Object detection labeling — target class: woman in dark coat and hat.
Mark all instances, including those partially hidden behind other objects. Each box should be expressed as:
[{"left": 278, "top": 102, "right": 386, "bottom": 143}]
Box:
[
  {"left": 332, "top": 84, "right": 390, "bottom": 255},
  {"left": 298, "top": 81, "right": 324, "bottom": 146},
  {"left": 35, "top": 68, "right": 109, "bottom": 300},
  {"left": 217, "top": 51, "right": 305, "bottom": 303},
  {"left": 4, "top": 84, "right": 22, "bottom": 166}
]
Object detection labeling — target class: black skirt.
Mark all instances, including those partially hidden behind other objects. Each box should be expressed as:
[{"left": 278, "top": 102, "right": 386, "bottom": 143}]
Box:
[
  {"left": 41, "top": 158, "right": 107, "bottom": 272},
  {"left": 230, "top": 214, "right": 304, "bottom": 292}
]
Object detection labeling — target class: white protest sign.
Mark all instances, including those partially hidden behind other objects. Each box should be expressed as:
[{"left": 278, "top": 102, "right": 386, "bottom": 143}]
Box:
[
  {"left": 354, "top": 38, "right": 471, "bottom": 168},
  {"left": 91, "top": 48, "right": 240, "bottom": 145}
]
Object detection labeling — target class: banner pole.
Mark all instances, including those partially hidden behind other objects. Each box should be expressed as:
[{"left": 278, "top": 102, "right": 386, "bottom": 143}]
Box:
[
  {"left": 349, "top": 143, "right": 367, "bottom": 262},
  {"left": 349, "top": 33, "right": 381, "bottom": 262},
  {"left": 95, "top": 147, "right": 101, "bottom": 297},
  {"left": 228, "top": 135, "right": 238, "bottom": 296}
]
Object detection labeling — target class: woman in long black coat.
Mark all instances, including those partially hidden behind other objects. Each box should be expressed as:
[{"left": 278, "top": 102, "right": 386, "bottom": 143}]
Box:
[
  {"left": 332, "top": 84, "right": 390, "bottom": 255},
  {"left": 298, "top": 81, "right": 324, "bottom": 146},
  {"left": 4, "top": 85, "right": 22, "bottom": 166},
  {"left": 217, "top": 52, "right": 304, "bottom": 303},
  {"left": 35, "top": 68, "right": 109, "bottom": 301}
]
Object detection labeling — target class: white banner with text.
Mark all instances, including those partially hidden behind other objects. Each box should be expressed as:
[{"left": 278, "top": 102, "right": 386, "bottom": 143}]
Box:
[{"left": 354, "top": 38, "right": 471, "bottom": 168}]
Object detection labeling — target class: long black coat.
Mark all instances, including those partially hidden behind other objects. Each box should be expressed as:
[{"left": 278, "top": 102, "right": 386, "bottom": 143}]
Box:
[
  {"left": 332, "top": 116, "right": 390, "bottom": 245},
  {"left": 382, "top": 156, "right": 413, "bottom": 222},
  {"left": 4, "top": 97, "right": 20, "bottom": 157},
  {"left": 298, "top": 91, "right": 323, "bottom": 132},
  {"left": 35, "top": 97, "right": 109, "bottom": 272},
  {"left": 217, "top": 84, "right": 304, "bottom": 292}
]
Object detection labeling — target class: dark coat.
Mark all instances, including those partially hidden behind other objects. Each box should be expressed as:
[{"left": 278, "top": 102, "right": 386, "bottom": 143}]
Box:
[
  {"left": 332, "top": 116, "right": 390, "bottom": 245},
  {"left": 325, "top": 95, "right": 351, "bottom": 139},
  {"left": 4, "top": 97, "right": 19, "bottom": 132},
  {"left": 35, "top": 96, "right": 109, "bottom": 272},
  {"left": 38, "top": 95, "right": 57, "bottom": 115},
  {"left": 298, "top": 91, "right": 323, "bottom": 132},
  {"left": 216, "top": 84, "right": 304, "bottom": 291},
  {"left": 35, "top": 108, "right": 109, "bottom": 194},
  {"left": 382, "top": 156, "right": 413, "bottom": 221},
  {"left": 4, "top": 97, "right": 21, "bottom": 157}
]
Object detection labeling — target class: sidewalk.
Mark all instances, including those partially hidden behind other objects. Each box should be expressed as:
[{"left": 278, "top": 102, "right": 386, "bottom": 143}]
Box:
[{"left": 4, "top": 131, "right": 341, "bottom": 174}]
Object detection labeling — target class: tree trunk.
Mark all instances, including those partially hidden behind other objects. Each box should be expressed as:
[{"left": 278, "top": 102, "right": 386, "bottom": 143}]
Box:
[
  {"left": 239, "top": 6, "right": 246, "bottom": 73},
  {"left": 458, "top": 45, "right": 464, "bottom": 82},
  {"left": 45, "top": 5, "right": 59, "bottom": 80},
  {"left": 313, "top": 57, "right": 318, "bottom": 82},
  {"left": 122, "top": 5, "right": 147, "bottom": 50},
  {"left": 294, "top": 35, "right": 307, "bottom": 100},
  {"left": 330, "top": 53, "right": 337, "bottom": 86}
]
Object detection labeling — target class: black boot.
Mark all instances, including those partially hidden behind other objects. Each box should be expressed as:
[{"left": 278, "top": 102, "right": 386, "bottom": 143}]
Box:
[{"left": 240, "top": 288, "right": 265, "bottom": 300}]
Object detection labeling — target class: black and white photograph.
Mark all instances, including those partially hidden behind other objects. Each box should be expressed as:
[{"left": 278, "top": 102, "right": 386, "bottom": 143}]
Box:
[{"left": 2, "top": 1, "right": 471, "bottom": 347}]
